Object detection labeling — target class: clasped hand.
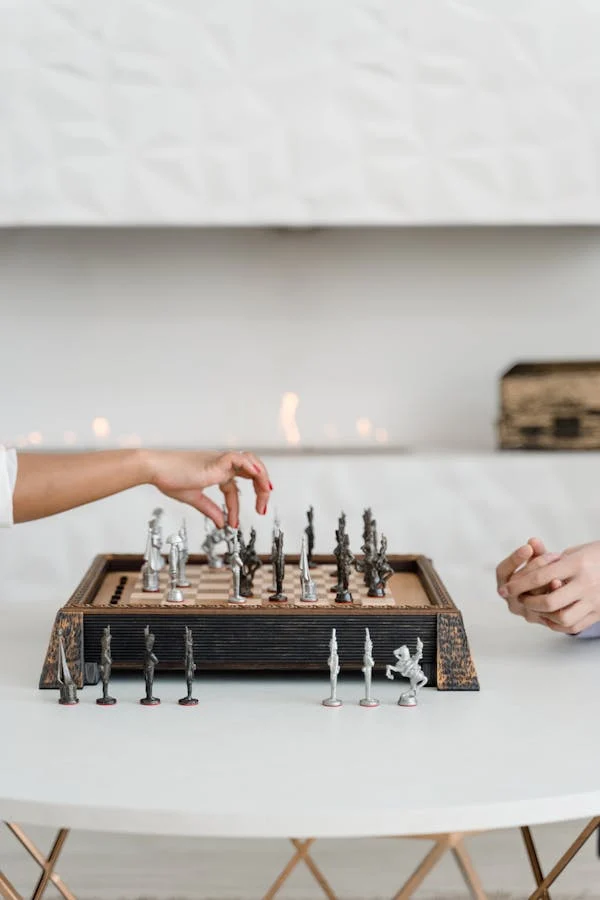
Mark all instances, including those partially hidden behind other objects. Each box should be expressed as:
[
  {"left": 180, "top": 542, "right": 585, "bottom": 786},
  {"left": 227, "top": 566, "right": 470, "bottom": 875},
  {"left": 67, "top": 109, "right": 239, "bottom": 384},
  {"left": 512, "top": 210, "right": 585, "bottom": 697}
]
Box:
[{"left": 496, "top": 537, "right": 600, "bottom": 634}]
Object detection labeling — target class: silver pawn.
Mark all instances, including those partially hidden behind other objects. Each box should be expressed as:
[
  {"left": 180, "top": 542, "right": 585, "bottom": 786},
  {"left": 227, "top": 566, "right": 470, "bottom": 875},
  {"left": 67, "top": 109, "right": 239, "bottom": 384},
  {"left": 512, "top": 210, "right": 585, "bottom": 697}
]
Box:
[
  {"left": 177, "top": 519, "right": 190, "bottom": 587},
  {"left": 142, "top": 514, "right": 162, "bottom": 592},
  {"left": 226, "top": 527, "right": 245, "bottom": 604},
  {"left": 385, "top": 637, "right": 428, "bottom": 707},
  {"left": 165, "top": 534, "right": 184, "bottom": 603},
  {"left": 202, "top": 507, "right": 228, "bottom": 568},
  {"left": 359, "top": 628, "right": 379, "bottom": 708},
  {"left": 322, "top": 628, "right": 342, "bottom": 707},
  {"left": 299, "top": 533, "right": 317, "bottom": 602},
  {"left": 152, "top": 507, "right": 165, "bottom": 570}
]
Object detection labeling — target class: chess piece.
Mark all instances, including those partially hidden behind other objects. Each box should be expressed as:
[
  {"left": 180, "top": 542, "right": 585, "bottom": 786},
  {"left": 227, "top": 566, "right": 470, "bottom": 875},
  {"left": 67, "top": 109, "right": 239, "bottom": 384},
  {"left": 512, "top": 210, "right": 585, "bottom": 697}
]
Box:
[
  {"left": 240, "top": 527, "right": 261, "bottom": 597},
  {"left": 177, "top": 519, "right": 190, "bottom": 587},
  {"left": 96, "top": 625, "right": 116, "bottom": 705},
  {"left": 305, "top": 506, "right": 315, "bottom": 567},
  {"left": 151, "top": 508, "right": 165, "bottom": 569},
  {"left": 179, "top": 626, "right": 198, "bottom": 706},
  {"left": 140, "top": 625, "right": 160, "bottom": 705},
  {"left": 299, "top": 533, "right": 317, "bottom": 602},
  {"left": 335, "top": 533, "right": 354, "bottom": 603},
  {"left": 226, "top": 527, "right": 245, "bottom": 604},
  {"left": 166, "top": 534, "right": 185, "bottom": 603},
  {"left": 202, "top": 508, "right": 228, "bottom": 568},
  {"left": 270, "top": 512, "right": 281, "bottom": 590},
  {"left": 368, "top": 534, "right": 394, "bottom": 597},
  {"left": 356, "top": 509, "right": 377, "bottom": 588},
  {"left": 142, "top": 513, "right": 163, "bottom": 591},
  {"left": 57, "top": 628, "right": 78, "bottom": 705},
  {"left": 359, "top": 628, "right": 379, "bottom": 708},
  {"left": 269, "top": 530, "right": 287, "bottom": 602},
  {"left": 322, "top": 628, "right": 342, "bottom": 707},
  {"left": 385, "top": 637, "right": 428, "bottom": 707}
]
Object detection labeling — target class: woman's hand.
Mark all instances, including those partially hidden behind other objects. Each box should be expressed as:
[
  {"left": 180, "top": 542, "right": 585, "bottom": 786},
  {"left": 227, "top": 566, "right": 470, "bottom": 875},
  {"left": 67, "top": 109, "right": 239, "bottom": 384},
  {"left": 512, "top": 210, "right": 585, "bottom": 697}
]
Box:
[
  {"left": 496, "top": 537, "right": 563, "bottom": 629},
  {"left": 143, "top": 449, "right": 272, "bottom": 528},
  {"left": 499, "top": 540, "right": 600, "bottom": 634}
]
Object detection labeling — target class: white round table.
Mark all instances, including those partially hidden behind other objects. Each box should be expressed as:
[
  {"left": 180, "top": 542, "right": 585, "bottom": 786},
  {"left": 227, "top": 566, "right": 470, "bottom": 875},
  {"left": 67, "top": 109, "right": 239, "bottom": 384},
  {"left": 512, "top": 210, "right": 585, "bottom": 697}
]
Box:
[{"left": 1, "top": 568, "right": 599, "bottom": 899}]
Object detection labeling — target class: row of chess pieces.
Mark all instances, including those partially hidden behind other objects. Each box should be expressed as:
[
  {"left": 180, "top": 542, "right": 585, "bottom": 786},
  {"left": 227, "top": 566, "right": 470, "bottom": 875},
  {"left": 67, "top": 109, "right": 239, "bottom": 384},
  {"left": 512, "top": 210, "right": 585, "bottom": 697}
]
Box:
[
  {"left": 140, "top": 506, "right": 395, "bottom": 605},
  {"left": 54, "top": 624, "right": 428, "bottom": 709}
]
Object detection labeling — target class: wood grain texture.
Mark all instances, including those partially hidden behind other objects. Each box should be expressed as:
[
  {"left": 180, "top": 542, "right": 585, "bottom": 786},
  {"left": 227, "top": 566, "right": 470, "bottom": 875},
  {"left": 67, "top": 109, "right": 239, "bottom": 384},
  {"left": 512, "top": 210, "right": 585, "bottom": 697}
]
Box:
[
  {"left": 38, "top": 612, "right": 84, "bottom": 689},
  {"left": 436, "top": 613, "right": 480, "bottom": 691}
]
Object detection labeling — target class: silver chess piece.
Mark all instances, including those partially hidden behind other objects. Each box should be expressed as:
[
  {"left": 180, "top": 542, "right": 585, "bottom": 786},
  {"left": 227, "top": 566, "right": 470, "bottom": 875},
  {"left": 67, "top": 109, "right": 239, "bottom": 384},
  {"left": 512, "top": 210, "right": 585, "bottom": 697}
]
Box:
[
  {"left": 57, "top": 628, "right": 78, "bottom": 705},
  {"left": 177, "top": 519, "right": 190, "bottom": 587},
  {"left": 202, "top": 509, "right": 228, "bottom": 568},
  {"left": 152, "top": 508, "right": 165, "bottom": 569},
  {"left": 299, "top": 533, "right": 317, "bottom": 602},
  {"left": 359, "top": 628, "right": 379, "bottom": 708},
  {"left": 322, "top": 628, "right": 342, "bottom": 707},
  {"left": 142, "top": 512, "right": 163, "bottom": 591},
  {"left": 385, "top": 637, "right": 428, "bottom": 707},
  {"left": 165, "top": 534, "right": 185, "bottom": 603},
  {"left": 226, "top": 527, "right": 245, "bottom": 604}
]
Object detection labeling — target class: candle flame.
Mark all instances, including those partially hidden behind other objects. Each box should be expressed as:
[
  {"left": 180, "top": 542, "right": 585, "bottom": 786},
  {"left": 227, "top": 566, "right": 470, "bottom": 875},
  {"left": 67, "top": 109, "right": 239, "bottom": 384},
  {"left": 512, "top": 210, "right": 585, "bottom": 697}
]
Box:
[
  {"left": 279, "top": 392, "right": 300, "bottom": 445},
  {"left": 92, "top": 417, "right": 111, "bottom": 439}
]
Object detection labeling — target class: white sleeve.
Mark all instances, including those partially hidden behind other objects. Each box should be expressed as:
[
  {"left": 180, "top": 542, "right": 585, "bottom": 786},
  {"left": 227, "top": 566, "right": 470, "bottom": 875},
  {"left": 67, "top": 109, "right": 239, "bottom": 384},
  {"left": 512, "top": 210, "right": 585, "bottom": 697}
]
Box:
[{"left": 0, "top": 446, "right": 17, "bottom": 527}]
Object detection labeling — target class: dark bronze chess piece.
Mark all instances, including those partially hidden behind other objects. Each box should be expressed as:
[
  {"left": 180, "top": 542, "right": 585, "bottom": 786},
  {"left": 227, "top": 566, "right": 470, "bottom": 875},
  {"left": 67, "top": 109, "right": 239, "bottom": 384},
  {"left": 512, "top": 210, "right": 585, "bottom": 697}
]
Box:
[
  {"left": 97, "top": 625, "right": 117, "bottom": 706},
  {"left": 140, "top": 625, "right": 160, "bottom": 705},
  {"left": 368, "top": 534, "right": 394, "bottom": 597},
  {"left": 335, "top": 533, "right": 355, "bottom": 603},
  {"left": 305, "top": 506, "right": 315, "bottom": 567},
  {"left": 269, "top": 531, "right": 288, "bottom": 602},
  {"left": 240, "top": 527, "right": 262, "bottom": 597},
  {"left": 57, "top": 628, "right": 79, "bottom": 705},
  {"left": 179, "top": 625, "right": 198, "bottom": 706},
  {"left": 330, "top": 512, "right": 347, "bottom": 582},
  {"left": 356, "top": 515, "right": 377, "bottom": 588}
]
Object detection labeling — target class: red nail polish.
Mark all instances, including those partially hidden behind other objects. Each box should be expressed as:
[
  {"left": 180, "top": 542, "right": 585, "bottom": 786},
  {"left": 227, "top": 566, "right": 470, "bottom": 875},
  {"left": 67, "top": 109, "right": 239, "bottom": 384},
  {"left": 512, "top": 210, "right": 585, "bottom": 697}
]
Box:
[{"left": 269, "top": 481, "right": 273, "bottom": 490}]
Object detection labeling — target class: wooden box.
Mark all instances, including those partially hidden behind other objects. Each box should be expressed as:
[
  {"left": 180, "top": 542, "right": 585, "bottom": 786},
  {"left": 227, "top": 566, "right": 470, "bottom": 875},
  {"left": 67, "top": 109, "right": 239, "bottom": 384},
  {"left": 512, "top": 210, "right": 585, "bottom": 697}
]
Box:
[
  {"left": 39, "top": 553, "right": 479, "bottom": 693},
  {"left": 498, "top": 361, "right": 600, "bottom": 450}
]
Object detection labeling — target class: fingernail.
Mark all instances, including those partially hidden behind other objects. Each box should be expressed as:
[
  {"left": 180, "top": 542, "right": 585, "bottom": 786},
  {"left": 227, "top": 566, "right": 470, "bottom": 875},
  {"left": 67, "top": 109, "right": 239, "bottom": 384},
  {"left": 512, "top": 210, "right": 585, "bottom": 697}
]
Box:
[
  {"left": 269, "top": 481, "right": 273, "bottom": 490},
  {"left": 499, "top": 587, "right": 508, "bottom": 598}
]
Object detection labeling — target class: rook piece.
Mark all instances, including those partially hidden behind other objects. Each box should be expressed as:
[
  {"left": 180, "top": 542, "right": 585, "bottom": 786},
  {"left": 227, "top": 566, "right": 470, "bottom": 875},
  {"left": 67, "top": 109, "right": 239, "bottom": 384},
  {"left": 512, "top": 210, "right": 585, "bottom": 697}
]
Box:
[
  {"left": 368, "top": 534, "right": 393, "bottom": 598},
  {"left": 140, "top": 625, "right": 160, "bottom": 705},
  {"left": 57, "top": 628, "right": 78, "bottom": 705},
  {"left": 165, "top": 534, "right": 185, "bottom": 603},
  {"left": 269, "top": 530, "right": 287, "bottom": 602},
  {"left": 240, "top": 527, "right": 261, "bottom": 597},
  {"left": 322, "top": 628, "right": 342, "bottom": 707},
  {"left": 177, "top": 519, "right": 190, "bottom": 587},
  {"left": 299, "top": 533, "right": 317, "bottom": 602},
  {"left": 96, "top": 625, "right": 116, "bottom": 706},
  {"left": 385, "top": 637, "right": 428, "bottom": 707},
  {"left": 304, "top": 506, "right": 315, "bottom": 567},
  {"left": 226, "top": 527, "right": 245, "bottom": 604},
  {"left": 359, "top": 628, "right": 379, "bottom": 708},
  {"left": 179, "top": 625, "right": 198, "bottom": 706}
]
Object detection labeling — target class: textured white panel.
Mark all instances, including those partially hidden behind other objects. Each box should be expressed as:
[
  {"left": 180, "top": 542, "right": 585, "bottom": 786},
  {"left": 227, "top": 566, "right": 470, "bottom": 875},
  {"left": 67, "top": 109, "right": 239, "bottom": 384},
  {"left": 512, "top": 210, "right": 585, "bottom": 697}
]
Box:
[{"left": 2, "top": 0, "right": 600, "bottom": 224}]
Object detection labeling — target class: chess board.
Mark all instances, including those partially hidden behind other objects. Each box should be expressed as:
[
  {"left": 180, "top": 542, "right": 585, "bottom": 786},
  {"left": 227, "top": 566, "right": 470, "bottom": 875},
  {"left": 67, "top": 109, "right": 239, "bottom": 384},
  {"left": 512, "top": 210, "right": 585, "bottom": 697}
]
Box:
[{"left": 39, "top": 554, "right": 479, "bottom": 693}]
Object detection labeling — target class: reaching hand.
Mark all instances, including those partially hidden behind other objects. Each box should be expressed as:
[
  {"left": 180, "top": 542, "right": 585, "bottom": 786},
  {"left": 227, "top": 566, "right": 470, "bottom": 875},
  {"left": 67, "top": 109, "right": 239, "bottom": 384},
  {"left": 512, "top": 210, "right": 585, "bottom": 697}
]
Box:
[
  {"left": 496, "top": 537, "right": 563, "bottom": 630},
  {"left": 499, "top": 540, "right": 600, "bottom": 635},
  {"left": 144, "top": 449, "right": 272, "bottom": 529}
]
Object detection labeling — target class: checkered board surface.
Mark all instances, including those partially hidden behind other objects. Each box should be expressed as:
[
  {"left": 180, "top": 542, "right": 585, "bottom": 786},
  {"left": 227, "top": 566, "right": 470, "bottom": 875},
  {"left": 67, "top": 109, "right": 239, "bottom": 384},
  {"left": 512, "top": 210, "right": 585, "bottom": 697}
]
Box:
[{"left": 93, "top": 564, "right": 430, "bottom": 610}]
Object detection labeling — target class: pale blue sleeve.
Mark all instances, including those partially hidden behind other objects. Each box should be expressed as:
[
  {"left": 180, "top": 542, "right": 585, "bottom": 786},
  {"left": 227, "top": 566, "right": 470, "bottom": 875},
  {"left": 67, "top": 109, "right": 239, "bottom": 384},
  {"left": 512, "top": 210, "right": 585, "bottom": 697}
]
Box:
[
  {"left": 574, "top": 622, "right": 600, "bottom": 639},
  {"left": 0, "top": 446, "right": 17, "bottom": 527}
]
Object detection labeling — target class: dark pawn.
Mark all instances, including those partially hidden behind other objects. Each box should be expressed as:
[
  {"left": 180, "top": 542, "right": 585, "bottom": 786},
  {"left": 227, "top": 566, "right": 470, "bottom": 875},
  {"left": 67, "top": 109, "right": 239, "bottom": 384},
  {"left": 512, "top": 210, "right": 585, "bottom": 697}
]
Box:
[
  {"left": 97, "top": 625, "right": 117, "bottom": 706},
  {"left": 140, "top": 625, "right": 160, "bottom": 705},
  {"left": 368, "top": 534, "right": 394, "bottom": 598},
  {"left": 305, "top": 506, "right": 316, "bottom": 567},
  {"left": 335, "top": 533, "right": 354, "bottom": 603},
  {"left": 179, "top": 625, "right": 198, "bottom": 706},
  {"left": 240, "top": 527, "right": 262, "bottom": 597},
  {"left": 269, "top": 530, "right": 288, "bottom": 602}
]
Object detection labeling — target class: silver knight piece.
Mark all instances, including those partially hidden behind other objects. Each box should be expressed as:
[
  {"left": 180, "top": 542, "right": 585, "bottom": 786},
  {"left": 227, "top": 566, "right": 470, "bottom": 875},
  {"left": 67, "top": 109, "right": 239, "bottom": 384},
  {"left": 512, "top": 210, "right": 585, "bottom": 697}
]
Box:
[
  {"left": 165, "top": 534, "right": 185, "bottom": 603},
  {"left": 299, "top": 533, "right": 317, "bottom": 602},
  {"left": 385, "top": 637, "right": 428, "bottom": 707},
  {"left": 177, "top": 519, "right": 190, "bottom": 587},
  {"left": 57, "top": 628, "right": 78, "bottom": 705},
  {"left": 226, "top": 527, "right": 245, "bottom": 604},
  {"left": 322, "top": 628, "right": 342, "bottom": 707},
  {"left": 202, "top": 508, "right": 228, "bottom": 568},
  {"left": 142, "top": 511, "right": 164, "bottom": 591},
  {"left": 359, "top": 627, "right": 379, "bottom": 708}
]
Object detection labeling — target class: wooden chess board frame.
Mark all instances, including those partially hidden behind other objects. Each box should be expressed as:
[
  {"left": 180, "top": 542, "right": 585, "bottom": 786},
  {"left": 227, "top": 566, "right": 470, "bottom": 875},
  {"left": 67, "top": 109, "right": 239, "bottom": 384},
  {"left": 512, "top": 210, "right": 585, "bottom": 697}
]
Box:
[{"left": 39, "top": 553, "right": 479, "bottom": 692}]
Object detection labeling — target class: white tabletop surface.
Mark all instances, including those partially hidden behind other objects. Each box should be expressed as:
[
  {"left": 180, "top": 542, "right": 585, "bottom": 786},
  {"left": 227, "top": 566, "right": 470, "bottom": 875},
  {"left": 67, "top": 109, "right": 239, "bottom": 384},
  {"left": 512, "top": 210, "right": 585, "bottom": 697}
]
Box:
[{"left": 1, "top": 566, "right": 600, "bottom": 839}]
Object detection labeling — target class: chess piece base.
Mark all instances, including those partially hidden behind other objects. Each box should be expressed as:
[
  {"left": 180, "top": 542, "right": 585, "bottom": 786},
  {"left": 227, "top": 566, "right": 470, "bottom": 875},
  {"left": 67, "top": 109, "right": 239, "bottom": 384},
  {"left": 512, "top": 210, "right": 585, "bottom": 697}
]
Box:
[
  {"left": 58, "top": 697, "right": 79, "bottom": 706},
  {"left": 335, "top": 590, "right": 353, "bottom": 603},
  {"left": 166, "top": 588, "right": 184, "bottom": 603},
  {"left": 269, "top": 592, "right": 288, "bottom": 602},
  {"left": 178, "top": 697, "right": 199, "bottom": 706},
  {"left": 58, "top": 685, "right": 79, "bottom": 705},
  {"left": 300, "top": 595, "right": 318, "bottom": 603},
  {"left": 140, "top": 697, "right": 160, "bottom": 705},
  {"left": 228, "top": 595, "right": 246, "bottom": 604},
  {"left": 208, "top": 560, "right": 224, "bottom": 568},
  {"left": 322, "top": 697, "right": 342, "bottom": 707},
  {"left": 359, "top": 698, "right": 380, "bottom": 708},
  {"left": 368, "top": 585, "right": 385, "bottom": 598},
  {"left": 96, "top": 696, "right": 117, "bottom": 706},
  {"left": 398, "top": 693, "right": 417, "bottom": 707},
  {"left": 177, "top": 580, "right": 191, "bottom": 588}
]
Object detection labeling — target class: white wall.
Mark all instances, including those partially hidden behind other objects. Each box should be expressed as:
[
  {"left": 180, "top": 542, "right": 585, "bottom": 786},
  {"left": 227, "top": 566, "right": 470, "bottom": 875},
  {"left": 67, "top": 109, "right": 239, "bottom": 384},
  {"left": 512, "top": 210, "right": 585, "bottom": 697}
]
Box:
[{"left": 1, "top": 225, "right": 600, "bottom": 452}]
